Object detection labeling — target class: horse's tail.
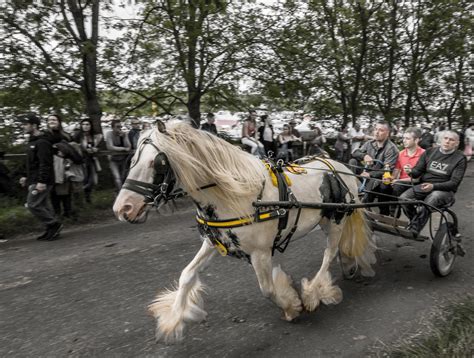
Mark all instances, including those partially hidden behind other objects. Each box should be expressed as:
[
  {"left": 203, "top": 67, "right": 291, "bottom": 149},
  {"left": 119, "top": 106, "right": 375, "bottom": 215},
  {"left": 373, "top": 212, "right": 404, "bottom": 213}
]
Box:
[
  {"left": 339, "top": 209, "right": 372, "bottom": 258},
  {"left": 339, "top": 208, "right": 377, "bottom": 276}
]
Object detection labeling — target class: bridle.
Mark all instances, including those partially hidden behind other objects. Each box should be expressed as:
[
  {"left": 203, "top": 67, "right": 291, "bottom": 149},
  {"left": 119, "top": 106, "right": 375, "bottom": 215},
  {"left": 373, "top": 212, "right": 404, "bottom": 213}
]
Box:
[{"left": 121, "top": 136, "right": 179, "bottom": 207}]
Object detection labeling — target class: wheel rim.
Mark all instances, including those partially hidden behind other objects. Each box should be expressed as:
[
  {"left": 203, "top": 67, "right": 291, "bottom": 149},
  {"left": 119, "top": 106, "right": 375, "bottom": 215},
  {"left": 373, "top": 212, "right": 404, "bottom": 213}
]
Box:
[{"left": 437, "top": 232, "right": 455, "bottom": 274}]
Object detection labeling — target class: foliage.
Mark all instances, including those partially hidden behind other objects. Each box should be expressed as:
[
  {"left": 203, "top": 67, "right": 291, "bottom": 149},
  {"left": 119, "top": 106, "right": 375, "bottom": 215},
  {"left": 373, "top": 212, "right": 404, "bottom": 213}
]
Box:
[
  {"left": 383, "top": 296, "right": 474, "bottom": 357},
  {"left": 0, "top": 0, "right": 472, "bottom": 131}
]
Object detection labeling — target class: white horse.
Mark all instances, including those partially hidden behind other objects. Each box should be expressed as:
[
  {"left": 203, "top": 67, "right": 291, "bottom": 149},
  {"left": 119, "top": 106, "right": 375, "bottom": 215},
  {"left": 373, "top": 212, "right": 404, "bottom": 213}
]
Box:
[{"left": 113, "top": 121, "right": 376, "bottom": 343}]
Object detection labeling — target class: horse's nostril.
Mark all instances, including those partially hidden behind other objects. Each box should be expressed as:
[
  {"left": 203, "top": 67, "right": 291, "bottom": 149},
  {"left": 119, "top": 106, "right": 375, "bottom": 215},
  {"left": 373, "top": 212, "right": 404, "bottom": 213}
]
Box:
[{"left": 122, "top": 204, "right": 134, "bottom": 215}]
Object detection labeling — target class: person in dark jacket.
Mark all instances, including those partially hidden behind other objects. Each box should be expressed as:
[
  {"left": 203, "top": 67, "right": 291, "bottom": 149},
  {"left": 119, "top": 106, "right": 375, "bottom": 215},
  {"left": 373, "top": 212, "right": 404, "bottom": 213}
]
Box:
[
  {"left": 401, "top": 130, "right": 467, "bottom": 236},
  {"left": 19, "top": 113, "right": 62, "bottom": 241},
  {"left": 350, "top": 120, "right": 399, "bottom": 215},
  {"left": 201, "top": 112, "right": 218, "bottom": 135},
  {"left": 257, "top": 115, "right": 276, "bottom": 156},
  {"left": 419, "top": 127, "right": 435, "bottom": 150},
  {"left": 128, "top": 118, "right": 142, "bottom": 150}
]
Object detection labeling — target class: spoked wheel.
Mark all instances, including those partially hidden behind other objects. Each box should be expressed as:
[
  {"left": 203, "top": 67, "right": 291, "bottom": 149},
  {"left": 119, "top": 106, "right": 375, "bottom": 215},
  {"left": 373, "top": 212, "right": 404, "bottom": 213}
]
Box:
[
  {"left": 338, "top": 251, "right": 358, "bottom": 280},
  {"left": 430, "top": 222, "right": 457, "bottom": 277}
]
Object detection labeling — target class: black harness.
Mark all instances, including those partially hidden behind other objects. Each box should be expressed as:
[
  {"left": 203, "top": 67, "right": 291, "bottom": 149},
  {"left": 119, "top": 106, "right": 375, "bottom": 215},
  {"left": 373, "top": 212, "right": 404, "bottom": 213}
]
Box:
[{"left": 121, "top": 137, "right": 180, "bottom": 207}]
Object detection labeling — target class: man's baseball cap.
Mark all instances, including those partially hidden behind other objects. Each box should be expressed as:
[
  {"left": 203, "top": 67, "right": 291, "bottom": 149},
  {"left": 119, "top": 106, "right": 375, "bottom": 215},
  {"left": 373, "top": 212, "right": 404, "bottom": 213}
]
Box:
[{"left": 20, "top": 113, "right": 41, "bottom": 126}]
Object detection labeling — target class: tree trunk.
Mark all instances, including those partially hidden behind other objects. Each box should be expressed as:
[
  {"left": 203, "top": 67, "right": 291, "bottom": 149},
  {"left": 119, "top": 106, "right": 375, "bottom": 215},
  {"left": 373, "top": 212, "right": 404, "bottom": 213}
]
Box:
[{"left": 187, "top": 91, "right": 201, "bottom": 128}]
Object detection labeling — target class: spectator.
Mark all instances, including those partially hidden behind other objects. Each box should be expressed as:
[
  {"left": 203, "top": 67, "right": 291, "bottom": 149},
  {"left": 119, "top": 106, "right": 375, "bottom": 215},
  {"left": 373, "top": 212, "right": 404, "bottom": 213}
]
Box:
[
  {"left": 19, "top": 113, "right": 62, "bottom": 241},
  {"left": 257, "top": 114, "right": 276, "bottom": 156},
  {"left": 349, "top": 123, "right": 366, "bottom": 152},
  {"left": 419, "top": 127, "right": 435, "bottom": 150},
  {"left": 334, "top": 125, "right": 351, "bottom": 163},
  {"left": 51, "top": 141, "right": 84, "bottom": 219},
  {"left": 289, "top": 120, "right": 301, "bottom": 138},
  {"left": 43, "top": 113, "right": 71, "bottom": 144},
  {"left": 392, "top": 127, "right": 425, "bottom": 196},
  {"left": 73, "top": 118, "right": 103, "bottom": 203},
  {"left": 295, "top": 114, "right": 312, "bottom": 131},
  {"left": 401, "top": 130, "right": 467, "bottom": 236},
  {"left": 142, "top": 122, "right": 152, "bottom": 130},
  {"left": 128, "top": 117, "right": 141, "bottom": 150},
  {"left": 241, "top": 114, "right": 265, "bottom": 157},
  {"left": 350, "top": 120, "right": 399, "bottom": 215},
  {"left": 308, "top": 126, "right": 326, "bottom": 156},
  {"left": 105, "top": 120, "right": 131, "bottom": 191},
  {"left": 464, "top": 123, "right": 474, "bottom": 161},
  {"left": 201, "top": 112, "right": 218, "bottom": 135},
  {"left": 277, "top": 124, "right": 302, "bottom": 162},
  {"left": 0, "top": 151, "right": 12, "bottom": 195}
]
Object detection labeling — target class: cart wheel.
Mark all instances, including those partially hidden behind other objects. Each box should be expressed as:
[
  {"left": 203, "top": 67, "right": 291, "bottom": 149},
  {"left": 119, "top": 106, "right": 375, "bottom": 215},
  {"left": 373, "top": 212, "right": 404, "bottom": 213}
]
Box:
[
  {"left": 338, "top": 251, "right": 358, "bottom": 280},
  {"left": 430, "top": 223, "right": 456, "bottom": 277}
]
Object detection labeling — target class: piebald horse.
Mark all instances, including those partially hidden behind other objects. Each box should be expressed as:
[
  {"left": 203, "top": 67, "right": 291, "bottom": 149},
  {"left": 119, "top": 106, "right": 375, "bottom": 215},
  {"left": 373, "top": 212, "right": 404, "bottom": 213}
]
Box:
[{"left": 113, "top": 121, "right": 376, "bottom": 343}]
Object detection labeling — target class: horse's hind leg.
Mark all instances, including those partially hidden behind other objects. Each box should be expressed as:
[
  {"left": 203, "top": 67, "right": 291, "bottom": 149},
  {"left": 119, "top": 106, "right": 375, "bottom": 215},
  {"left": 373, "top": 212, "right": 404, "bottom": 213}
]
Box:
[
  {"left": 301, "top": 220, "right": 343, "bottom": 312},
  {"left": 251, "top": 250, "right": 302, "bottom": 321},
  {"left": 148, "top": 240, "right": 216, "bottom": 343}
]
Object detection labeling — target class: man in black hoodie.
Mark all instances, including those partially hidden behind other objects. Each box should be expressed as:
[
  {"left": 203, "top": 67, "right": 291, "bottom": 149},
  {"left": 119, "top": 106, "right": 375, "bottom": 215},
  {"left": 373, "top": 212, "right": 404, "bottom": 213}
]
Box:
[
  {"left": 19, "top": 114, "right": 63, "bottom": 241},
  {"left": 401, "top": 130, "right": 467, "bottom": 236}
]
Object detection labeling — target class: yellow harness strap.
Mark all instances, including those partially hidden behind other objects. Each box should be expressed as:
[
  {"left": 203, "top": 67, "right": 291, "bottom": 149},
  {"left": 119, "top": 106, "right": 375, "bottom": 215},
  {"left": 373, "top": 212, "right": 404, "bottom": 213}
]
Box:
[
  {"left": 264, "top": 162, "right": 292, "bottom": 187},
  {"left": 285, "top": 163, "right": 307, "bottom": 175}
]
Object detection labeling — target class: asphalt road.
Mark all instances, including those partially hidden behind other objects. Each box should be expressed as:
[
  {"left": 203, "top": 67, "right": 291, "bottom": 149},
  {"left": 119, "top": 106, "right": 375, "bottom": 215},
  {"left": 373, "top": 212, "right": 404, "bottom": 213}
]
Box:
[{"left": 1, "top": 164, "right": 473, "bottom": 358}]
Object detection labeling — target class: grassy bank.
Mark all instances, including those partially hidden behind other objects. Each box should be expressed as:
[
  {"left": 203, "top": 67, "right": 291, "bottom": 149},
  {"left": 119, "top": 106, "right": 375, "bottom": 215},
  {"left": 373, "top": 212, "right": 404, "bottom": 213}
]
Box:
[
  {"left": 382, "top": 296, "right": 474, "bottom": 357},
  {"left": 0, "top": 189, "right": 117, "bottom": 238}
]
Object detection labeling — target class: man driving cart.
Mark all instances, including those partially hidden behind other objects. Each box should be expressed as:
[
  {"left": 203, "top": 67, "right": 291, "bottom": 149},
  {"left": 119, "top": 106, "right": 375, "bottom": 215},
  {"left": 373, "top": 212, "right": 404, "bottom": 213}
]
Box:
[
  {"left": 349, "top": 120, "right": 399, "bottom": 215},
  {"left": 401, "top": 130, "right": 467, "bottom": 237}
]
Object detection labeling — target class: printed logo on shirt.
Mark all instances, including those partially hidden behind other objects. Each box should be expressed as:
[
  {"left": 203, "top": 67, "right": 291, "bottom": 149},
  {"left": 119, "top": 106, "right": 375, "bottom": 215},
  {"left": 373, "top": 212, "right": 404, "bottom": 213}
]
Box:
[{"left": 429, "top": 161, "right": 449, "bottom": 174}]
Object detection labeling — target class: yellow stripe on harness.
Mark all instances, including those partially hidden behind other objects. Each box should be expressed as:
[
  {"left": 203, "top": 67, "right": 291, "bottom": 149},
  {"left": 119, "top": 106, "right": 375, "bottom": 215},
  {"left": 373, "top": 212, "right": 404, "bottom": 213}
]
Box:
[
  {"left": 264, "top": 162, "right": 292, "bottom": 187},
  {"left": 285, "top": 163, "right": 307, "bottom": 175}
]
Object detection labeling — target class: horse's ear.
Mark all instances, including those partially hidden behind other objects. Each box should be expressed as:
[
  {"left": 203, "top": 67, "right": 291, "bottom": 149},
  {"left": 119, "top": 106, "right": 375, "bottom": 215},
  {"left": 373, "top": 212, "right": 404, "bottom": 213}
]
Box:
[{"left": 155, "top": 120, "right": 167, "bottom": 134}]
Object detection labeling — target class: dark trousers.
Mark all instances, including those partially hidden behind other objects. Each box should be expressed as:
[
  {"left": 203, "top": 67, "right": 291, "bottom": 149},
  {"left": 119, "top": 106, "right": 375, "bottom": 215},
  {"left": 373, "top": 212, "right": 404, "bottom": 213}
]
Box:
[
  {"left": 363, "top": 182, "right": 393, "bottom": 215},
  {"left": 401, "top": 188, "right": 454, "bottom": 231},
  {"left": 27, "top": 184, "right": 58, "bottom": 228},
  {"left": 51, "top": 190, "right": 72, "bottom": 217}
]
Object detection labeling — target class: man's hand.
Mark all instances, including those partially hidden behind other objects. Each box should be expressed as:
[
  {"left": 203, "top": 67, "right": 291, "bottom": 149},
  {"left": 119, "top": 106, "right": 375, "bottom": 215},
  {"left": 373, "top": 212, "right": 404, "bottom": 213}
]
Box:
[
  {"left": 19, "top": 177, "right": 27, "bottom": 187},
  {"left": 420, "top": 183, "right": 434, "bottom": 192},
  {"left": 360, "top": 171, "right": 371, "bottom": 179},
  {"left": 35, "top": 183, "right": 47, "bottom": 192},
  {"left": 363, "top": 155, "right": 373, "bottom": 165},
  {"left": 403, "top": 164, "right": 412, "bottom": 174}
]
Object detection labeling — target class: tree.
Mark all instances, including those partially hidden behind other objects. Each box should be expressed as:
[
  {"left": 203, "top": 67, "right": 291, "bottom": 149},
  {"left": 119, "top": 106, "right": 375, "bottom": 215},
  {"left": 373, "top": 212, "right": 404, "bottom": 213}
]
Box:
[
  {"left": 0, "top": 0, "right": 104, "bottom": 132},
  {"left": 105, "top": 0, "right": 262, "bottom": 127}
]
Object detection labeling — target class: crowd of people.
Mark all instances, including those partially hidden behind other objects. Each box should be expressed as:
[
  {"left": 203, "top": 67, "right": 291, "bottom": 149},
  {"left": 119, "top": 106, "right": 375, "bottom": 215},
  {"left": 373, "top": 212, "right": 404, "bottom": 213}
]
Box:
[
  {"left": 202, "top": 113, "right": 472, "bottom": 237},
  {"left": 3, "top": 110, "right": 473, "bottom": 241},
  {"left": 13, "top": 113, "right": 152, "bottom": 241}
]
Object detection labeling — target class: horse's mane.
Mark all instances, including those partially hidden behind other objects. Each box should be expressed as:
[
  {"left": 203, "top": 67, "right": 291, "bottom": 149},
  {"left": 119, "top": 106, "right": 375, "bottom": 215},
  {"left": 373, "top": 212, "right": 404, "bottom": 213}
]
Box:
[{"left": 151, "top": 121, "right": 266, "bottom": 216}]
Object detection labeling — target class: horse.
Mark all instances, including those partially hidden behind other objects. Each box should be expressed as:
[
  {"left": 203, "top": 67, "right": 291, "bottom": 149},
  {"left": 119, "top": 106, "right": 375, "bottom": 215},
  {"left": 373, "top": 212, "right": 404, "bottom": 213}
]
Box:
[{"left": 113, "top": 120, "right": 376, "bottom": 343}]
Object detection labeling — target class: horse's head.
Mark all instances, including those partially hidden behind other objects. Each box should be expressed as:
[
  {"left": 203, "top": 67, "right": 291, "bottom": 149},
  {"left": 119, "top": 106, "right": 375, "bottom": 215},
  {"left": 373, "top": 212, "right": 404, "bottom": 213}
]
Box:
[{"left": 113, "top": 123, "right": 176, "bottom": 223}]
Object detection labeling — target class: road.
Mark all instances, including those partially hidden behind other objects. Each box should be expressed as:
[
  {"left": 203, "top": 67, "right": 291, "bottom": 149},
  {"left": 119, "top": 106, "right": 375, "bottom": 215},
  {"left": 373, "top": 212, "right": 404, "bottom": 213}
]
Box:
[{"left": 1, "top": 164, "right": 473, "bottom": 357}]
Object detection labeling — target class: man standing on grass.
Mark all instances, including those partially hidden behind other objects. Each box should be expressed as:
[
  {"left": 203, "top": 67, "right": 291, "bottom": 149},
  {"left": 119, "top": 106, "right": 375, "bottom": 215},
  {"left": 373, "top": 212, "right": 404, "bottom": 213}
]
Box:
[{"left": 19, "top": 113, "right": 63, "bottom": 241}]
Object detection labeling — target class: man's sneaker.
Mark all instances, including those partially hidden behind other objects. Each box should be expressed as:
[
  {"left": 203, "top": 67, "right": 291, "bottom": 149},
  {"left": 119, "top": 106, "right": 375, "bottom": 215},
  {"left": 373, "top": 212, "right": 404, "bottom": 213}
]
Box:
[{"left": 45, "top": 223, "right": 63, "bottom": 241}]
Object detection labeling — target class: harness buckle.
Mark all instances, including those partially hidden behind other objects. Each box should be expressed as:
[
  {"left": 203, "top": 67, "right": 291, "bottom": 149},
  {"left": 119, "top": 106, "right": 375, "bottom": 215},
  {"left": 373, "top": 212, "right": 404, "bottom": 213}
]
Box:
[{"left": 276, "top": 208, "right": 287, "bottom": 217}]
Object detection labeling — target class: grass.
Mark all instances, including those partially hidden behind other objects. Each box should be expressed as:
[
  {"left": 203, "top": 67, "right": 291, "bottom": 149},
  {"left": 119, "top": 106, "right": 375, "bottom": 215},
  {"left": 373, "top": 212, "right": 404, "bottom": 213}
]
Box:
[
  {"left": 0, "top": 189, "right": 117, "bottom": 237},
  {"left": 381, "top": 296, "right": 474, "bottom": 357}
]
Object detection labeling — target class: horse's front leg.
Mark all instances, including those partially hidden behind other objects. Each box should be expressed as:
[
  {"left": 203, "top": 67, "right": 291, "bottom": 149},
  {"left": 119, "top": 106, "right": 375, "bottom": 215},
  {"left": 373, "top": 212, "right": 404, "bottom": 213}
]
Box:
[
  {"left": 148, "top": 239, "right": 216, "bottom": 343},
  {"left": 301, "top": 220, "right": 343, "bottom": 312},
  {"left": 251, "top": 250, "right": 302, "bottom": 321}
]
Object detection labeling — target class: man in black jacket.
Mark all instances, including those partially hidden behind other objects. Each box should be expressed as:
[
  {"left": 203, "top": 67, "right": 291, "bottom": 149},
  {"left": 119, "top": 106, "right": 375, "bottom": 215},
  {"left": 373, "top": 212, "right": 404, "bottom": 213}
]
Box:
[
  {"left": 200, "top": 112, "right": 217, "bottom": 135},
  {"left": 401, "top": 130, "right": 467, "bottom": 236},
  {"left": 19, "top": 114, "right": 63, "bottom": 241}
]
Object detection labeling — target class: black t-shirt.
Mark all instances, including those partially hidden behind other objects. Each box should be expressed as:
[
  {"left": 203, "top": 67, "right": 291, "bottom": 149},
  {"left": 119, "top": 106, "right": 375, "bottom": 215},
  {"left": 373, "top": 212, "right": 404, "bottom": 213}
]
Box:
[{"left": 410, "top": 148, "right": 467, "bottom": 192}]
